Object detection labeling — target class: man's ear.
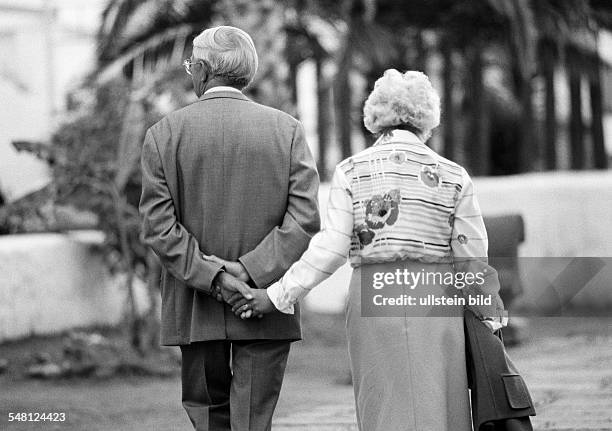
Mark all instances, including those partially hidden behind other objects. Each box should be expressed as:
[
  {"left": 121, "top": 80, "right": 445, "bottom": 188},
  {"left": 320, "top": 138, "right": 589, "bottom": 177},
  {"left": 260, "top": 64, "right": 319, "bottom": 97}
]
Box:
[
  {"left": 199, "top": 60, "right": 212, "bottom": 82},
  {"left": 201, "top": 68, "right": 210, "bottom": 83}
]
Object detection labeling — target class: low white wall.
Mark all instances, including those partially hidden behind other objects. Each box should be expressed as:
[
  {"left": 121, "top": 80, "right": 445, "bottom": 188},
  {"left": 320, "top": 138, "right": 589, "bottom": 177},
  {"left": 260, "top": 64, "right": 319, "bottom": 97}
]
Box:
[
  {"left": 1, "top": 172, "right": 610, "bottom": 341},
  {"left": 305, "top": 171, "right": 612, "bottom": 313},
  {"left": 476, "top": 171, "right": 612, "bottom": 311},
  {"left": 0, "top": 232, "right": 125, "bottom": 342},
  {"left": 475, "top": 171, "right": 612, "bottom": 257}
]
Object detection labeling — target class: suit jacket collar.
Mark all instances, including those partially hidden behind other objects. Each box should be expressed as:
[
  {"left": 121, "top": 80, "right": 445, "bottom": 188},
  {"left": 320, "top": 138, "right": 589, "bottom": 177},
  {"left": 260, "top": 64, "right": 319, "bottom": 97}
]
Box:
[{"left": 198, "top": 91, "right": 250, "bottom": 103}]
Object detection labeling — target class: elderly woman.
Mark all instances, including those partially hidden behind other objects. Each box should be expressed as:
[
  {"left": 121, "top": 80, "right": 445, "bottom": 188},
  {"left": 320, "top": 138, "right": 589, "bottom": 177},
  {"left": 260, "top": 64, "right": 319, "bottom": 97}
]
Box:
[{"left": 219, "top": 69, "right": 505, "bottom": 430}]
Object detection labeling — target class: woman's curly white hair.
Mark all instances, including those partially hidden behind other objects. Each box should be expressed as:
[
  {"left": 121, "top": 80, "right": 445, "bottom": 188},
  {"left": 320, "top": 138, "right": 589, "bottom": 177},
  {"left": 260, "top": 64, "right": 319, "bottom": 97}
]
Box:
[{"left": 363, "top": 69, "right": 440, "bottom": 138}]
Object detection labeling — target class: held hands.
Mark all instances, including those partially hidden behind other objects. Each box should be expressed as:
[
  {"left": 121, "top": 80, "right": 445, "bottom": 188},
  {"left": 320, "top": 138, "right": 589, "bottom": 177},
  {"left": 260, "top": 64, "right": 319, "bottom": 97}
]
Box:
[
  {"left": 204, "top": 254, "right": 274, "bottom": 319},
  {"left": 203, "top": 254, "right": 250, "bottom": 282},
  {"left": 230, "top": 288, "right": 275, "bottom": 319},
  {"left": 213, "top": 271, "right": 253, "bottom": 303},
  {"left": 204, "top": 253, "right": 250, "bottom": 303}
]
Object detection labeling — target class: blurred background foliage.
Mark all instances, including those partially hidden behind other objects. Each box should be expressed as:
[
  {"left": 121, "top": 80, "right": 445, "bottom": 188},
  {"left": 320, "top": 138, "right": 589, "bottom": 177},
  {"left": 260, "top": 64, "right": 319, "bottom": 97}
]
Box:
[
  {"left": 92, "top": 0, "right": 612, "bottom": 179},
  {"left": 3, "top": 0, "right": 611, "bottom": 352}
]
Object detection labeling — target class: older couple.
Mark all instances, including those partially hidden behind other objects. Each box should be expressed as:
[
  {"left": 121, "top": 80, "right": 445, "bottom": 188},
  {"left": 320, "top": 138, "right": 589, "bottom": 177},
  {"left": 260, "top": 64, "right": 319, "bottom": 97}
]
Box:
[{"left": 140, "top": 25, "right": 504, "bottom": 431}]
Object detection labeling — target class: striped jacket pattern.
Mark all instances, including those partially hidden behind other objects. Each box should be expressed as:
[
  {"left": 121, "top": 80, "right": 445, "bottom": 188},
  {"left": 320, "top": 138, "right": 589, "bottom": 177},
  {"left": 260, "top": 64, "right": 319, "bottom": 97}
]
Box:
[
  {"left": 339, "top": 130, "right": 484, "bottom": 266},
  {"left": 267, "top": 129, "right": 504, "bottom": 323}
]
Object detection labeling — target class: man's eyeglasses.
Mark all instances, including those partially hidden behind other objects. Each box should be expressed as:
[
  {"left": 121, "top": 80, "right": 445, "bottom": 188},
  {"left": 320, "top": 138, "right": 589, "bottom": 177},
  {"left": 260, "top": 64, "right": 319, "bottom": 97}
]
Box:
[
  {"left": 182, "top": 58, "right": 241, "bottom": 81},
  {"left": 183, "top": 58, "right": 205, "bottom": 76}
]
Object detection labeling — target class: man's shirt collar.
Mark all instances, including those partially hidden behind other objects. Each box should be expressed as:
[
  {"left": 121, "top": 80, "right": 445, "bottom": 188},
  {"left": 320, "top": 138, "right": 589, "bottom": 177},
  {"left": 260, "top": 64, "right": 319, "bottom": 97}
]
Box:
[{"left": 204, "top": 86, "right": 243, "bottom": 95}]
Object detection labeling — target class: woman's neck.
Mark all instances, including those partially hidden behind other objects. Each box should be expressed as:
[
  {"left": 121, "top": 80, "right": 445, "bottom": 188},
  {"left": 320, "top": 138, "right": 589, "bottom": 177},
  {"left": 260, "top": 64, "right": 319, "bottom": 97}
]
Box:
[{"left": 380, "top": 125, "right": 425, "bottom": 143}]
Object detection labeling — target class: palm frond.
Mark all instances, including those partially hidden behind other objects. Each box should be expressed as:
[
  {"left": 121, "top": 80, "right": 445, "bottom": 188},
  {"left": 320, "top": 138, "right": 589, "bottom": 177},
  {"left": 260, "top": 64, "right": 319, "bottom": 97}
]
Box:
[
  {"left": 97, "top": 0, "right": 215, "bottom": 65},
  {"left": 590, "top": 0, "right": 612, "bottom": 29},
  {"left": 98, "top": 0, "right": 156, "bottom": 62},
  {"left": 94, "top": 24, "right": 196, "bottom": 85}
]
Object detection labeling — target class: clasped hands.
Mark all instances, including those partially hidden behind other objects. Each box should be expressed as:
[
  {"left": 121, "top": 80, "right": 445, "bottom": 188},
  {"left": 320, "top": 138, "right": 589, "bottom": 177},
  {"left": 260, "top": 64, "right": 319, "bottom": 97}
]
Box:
[{"left": 204, "top": 254, "right": 275, "bottom": 319}]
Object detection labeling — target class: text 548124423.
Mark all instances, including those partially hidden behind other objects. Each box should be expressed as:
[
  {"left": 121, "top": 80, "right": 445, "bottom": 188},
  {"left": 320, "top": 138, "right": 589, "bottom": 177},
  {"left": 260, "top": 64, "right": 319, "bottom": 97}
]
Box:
[{"left": 8, "top": 412, "right": 66, "bottom": 422}]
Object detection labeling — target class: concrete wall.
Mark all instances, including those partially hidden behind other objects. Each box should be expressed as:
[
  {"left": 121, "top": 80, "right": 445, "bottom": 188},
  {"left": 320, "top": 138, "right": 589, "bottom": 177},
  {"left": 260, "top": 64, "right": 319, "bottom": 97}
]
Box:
[
  {"left": 475, "top": 171, "right": 612, "bottom": 257},
  {"left": 1, "top": 172, "right": 610, "bottom": 341},
  {"left": 0, "top": 0, "right": 105, "bottom": 202},
  {"left": 0, "top": 232, "right": 125, "bottom": 342},
  {"left": 476, "top": 171, "right": 612, "bottom": 312}
]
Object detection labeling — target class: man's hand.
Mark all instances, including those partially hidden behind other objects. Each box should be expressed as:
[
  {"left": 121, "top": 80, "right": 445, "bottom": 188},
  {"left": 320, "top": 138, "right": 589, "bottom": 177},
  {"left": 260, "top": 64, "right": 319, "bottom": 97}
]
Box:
[
  {"left": 206, "top": 256, "right": 266, "bottom": 319},
  {"left": 231, "top": 289, "right": 275, "bottom": 319},
  {"left": 203, "top": 254, "right": 250, "bottom": 282},
  {"left": 212, "top": 271, "right": 253, "bottom": 305}
]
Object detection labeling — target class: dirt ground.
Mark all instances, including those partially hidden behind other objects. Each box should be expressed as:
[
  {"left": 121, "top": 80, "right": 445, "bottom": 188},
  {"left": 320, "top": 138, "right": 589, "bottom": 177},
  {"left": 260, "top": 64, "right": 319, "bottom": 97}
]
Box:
[{"left": 1, "top": 311, "right": 611, "bottom": 431}]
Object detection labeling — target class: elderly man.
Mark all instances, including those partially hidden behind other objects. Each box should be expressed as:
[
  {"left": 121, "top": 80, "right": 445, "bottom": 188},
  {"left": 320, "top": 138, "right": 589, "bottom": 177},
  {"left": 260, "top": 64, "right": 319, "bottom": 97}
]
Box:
[{"left": 139, "top": 26, "right": 320, "bottom": 431}]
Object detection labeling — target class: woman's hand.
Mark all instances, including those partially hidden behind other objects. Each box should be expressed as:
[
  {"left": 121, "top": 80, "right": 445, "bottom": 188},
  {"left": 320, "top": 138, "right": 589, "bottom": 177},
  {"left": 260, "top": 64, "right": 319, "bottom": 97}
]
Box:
[
  {"left": 231, "top": 288, "right": 276, "bottom": 319},
  {"left": 481, "top": 318, "right": 502, "bottom": 332}
]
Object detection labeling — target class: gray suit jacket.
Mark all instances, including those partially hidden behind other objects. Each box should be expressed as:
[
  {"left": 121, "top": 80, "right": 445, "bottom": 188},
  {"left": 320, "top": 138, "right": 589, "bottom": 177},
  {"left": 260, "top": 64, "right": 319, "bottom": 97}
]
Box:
[{"left": 139, "top": 91, "right": 320, "bottom": 345}]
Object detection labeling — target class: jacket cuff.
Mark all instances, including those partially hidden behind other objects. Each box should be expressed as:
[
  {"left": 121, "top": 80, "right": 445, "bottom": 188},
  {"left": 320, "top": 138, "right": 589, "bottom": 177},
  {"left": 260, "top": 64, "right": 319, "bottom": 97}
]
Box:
[
  {"left": 200, "top": 260, "right": 226, "bottom": 295},
  {"left": 238, "top": 251, "right": 268, "bottom": 288}
]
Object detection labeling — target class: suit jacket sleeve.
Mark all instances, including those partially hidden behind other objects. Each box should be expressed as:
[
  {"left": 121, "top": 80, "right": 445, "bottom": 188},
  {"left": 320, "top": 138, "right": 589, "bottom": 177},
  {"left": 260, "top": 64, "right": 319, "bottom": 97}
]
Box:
[
  {"left": 238, "top": 121, "right": 321, "bottom": 288},
  {"left": 139, "top": 127, "right": 223, "bottom": 295},
  {"left": 266, "top": 165, "right": 352, "bottom": 313}
]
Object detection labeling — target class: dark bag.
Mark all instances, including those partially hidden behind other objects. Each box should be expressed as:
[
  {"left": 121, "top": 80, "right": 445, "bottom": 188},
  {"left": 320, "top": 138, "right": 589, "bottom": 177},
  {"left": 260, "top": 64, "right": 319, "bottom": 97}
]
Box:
[{"left": 464, "top": 309, "right": 536, "bottom": 431}]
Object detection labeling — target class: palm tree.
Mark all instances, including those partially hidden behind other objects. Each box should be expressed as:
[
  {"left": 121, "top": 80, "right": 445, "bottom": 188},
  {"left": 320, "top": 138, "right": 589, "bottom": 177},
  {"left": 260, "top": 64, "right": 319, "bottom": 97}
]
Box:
[
  {"left": 96, "top": 0, "right": 612, "bottom": 179},
  {"left": 588, "top": 0, "right": 612, "bottom": 169},
  {"left": 94, "top": 0, "right": 218, "bottom": 352},
  {"left": 589, "top": 38, "right": 607, "bottom": 169},
  {"left": 282, "top": 5, "right": 334, "bottom": 177},
  {"left": 340, "top": 0, "right": 539, "bottom": 174},
  {"left": 533, "top": 0, "right": 610, "bottom": 170},
  {"left": 540, "top": 37, "right": 557, "bottom": 170}
]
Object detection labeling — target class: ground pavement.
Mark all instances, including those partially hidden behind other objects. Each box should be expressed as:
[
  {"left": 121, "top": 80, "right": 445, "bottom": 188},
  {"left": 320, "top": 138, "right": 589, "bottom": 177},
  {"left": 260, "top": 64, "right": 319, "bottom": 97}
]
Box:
[
  {"left": 273, "top": 316, "right": 612, "bottom": 431},
  {"left": 0, "top": 316, "right": 610, "bottom": 430}
]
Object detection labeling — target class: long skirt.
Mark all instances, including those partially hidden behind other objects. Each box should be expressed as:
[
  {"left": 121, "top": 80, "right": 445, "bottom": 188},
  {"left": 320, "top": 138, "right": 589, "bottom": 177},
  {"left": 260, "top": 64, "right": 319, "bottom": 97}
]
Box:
[{"left": 346, "top": 261, "right": 472, "bottom": 431}]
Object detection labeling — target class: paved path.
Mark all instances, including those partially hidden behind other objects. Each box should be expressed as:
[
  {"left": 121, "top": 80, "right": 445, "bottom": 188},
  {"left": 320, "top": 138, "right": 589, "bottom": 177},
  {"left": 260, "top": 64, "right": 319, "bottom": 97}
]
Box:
[
  {"left": 274, "top": 317, "right": 612, "bottom": 431},
  {"left": 1, "top": 316, "right": 610, "bottom": 430}
]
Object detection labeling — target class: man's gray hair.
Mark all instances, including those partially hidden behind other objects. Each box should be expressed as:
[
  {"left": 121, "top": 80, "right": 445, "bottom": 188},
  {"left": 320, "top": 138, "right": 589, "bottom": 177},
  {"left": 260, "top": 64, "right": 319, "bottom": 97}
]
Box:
[{"left": 192, "top": 26, "right": 258, "bottom": 89}]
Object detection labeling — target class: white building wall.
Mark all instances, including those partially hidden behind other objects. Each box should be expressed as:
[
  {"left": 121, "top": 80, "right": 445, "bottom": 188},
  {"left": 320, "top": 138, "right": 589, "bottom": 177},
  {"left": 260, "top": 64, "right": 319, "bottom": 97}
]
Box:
[
  {"left": 0, "top": 0, "right": 104, "bottom": 201},
  {"left": 0, "top": 233, "right": 122, "bottom": 341}
]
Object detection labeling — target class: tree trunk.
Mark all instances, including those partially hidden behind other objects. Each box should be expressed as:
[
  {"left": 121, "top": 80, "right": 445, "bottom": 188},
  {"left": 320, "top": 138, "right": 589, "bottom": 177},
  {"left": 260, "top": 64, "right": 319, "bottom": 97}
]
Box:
[
  {"left": 288, "top": 60, "right": 299, "bottom": 115},
  {"left": 115, "top": 98, "right": 145, "bottom": 191},
  {"left": 316, "top": 57, "right": 331, "bottom": 180},
  {"left": 567, "top": 46, "right": 584, "bottom": 170},
  {"left": 517, "top": 76, "right": 534, "bottom": 173},
  {"left": 335, "top": 39, "right": 353, "bottom": 160},
  {"left": 441, "top": 39, "right": 455, "bottom": 161},
  {"left": 414, "top": 31, "right": 427, "bottom": 72},
  {"left": 589, "top": 53, "right": 608, "bottom": 169},
  {"left": 542, "top": 40, "right": 557, "bottom": 170},
  {"left": 467, "top": 44, "right": 488, "bottom": 175},
  {"left": 111, "top": 186, "right": 142, "bottom": 354},
  {"left": 144, "top": 249, "right": 161, "bottom": 351}
]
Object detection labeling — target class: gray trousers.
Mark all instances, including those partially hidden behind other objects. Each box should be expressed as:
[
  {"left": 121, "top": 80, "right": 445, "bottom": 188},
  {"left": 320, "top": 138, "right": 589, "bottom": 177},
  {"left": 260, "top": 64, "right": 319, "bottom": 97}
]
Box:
[{"left": 180, "top": 340, "right": 291, "bottom": 431}]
